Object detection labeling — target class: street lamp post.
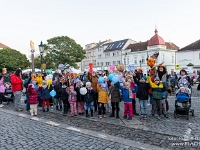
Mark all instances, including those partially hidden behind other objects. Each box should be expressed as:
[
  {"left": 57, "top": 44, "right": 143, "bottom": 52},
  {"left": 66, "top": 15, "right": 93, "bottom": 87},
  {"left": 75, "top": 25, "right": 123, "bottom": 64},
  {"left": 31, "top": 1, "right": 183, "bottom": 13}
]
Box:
[
  {"left": 139, "top": 60, "right": 142, "bottom": 68},
  {"left": 30, "top": 40, "right": 35, "bottom": 73},
  {"left": 38, "top": 41, "right": 44, "bottom": 73}
]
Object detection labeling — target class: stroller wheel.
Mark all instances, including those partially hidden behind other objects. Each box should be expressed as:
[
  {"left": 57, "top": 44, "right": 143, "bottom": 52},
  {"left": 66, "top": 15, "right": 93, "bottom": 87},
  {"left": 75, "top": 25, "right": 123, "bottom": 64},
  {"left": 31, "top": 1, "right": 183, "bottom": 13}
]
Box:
[
  {"left": 191, "top": 109, "right": 194, "bottom": 116},
  {"left": 174, "top": 110, "right": 177, "bottom": 118}
]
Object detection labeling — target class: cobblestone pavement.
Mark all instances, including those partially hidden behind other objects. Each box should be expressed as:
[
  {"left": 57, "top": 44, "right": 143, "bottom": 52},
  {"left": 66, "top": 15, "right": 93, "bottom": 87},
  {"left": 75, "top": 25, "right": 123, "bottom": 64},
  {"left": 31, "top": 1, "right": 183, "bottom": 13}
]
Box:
[
  {"left": 0, "top": 111, "right": 142, "bottom": 150},
  {"left": 1, "top": 85, "right": 200, "bottom": 149}
]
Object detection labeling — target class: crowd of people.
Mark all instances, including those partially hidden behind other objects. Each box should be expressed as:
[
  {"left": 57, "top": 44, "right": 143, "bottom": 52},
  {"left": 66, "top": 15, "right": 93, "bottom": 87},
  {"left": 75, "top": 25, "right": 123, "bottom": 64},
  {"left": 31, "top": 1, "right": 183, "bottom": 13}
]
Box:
[{"left": 0, "top": 65, "right": 199, "bottom": 120}]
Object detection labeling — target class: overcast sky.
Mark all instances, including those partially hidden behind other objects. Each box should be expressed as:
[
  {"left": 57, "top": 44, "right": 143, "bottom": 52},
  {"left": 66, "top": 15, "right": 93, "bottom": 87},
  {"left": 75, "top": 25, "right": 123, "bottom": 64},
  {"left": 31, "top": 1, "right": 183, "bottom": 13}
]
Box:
[{"left": 0, "top": 0, "right": 200, "bottom": 56}]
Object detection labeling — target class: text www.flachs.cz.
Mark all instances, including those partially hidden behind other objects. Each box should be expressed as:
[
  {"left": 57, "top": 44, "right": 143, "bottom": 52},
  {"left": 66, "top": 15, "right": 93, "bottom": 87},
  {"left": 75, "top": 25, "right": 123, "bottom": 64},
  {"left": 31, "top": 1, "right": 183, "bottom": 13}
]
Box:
[{"left": 171, "top": 142, "right": 200, "bottom": 146}]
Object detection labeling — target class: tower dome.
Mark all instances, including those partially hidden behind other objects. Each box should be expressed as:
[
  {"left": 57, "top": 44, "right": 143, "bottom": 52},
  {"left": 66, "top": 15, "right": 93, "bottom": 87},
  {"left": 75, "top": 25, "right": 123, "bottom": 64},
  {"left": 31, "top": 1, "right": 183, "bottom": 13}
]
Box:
[{"left": 148, "top": 29, "right": 165, "bottom": 46}]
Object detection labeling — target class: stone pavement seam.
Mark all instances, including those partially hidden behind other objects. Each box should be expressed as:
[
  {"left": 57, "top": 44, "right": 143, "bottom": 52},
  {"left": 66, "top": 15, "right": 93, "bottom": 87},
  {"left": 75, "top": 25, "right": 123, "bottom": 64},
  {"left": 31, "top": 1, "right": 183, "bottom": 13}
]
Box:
[{"left": 0, "top": 108, "right": 164, "bottom": 150}]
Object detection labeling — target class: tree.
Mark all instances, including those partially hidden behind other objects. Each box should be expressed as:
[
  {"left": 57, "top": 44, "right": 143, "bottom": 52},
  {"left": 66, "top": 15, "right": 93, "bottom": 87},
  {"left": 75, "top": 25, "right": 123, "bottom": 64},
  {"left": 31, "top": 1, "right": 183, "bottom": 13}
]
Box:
[
  {"left": 34, "top": 55, "right": 56, "bottom": 70},
  {"left": 45, "top": 36, "right": 85, "bottom": 68},
  {"left": 0, "top": 48, "right": 30, "bottom": 72}
]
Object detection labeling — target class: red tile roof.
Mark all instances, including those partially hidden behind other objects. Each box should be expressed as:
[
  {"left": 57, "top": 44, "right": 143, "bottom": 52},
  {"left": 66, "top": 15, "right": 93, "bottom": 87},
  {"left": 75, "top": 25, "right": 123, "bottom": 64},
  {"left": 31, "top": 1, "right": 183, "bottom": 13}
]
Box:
[
  {"left": 179, "top": 39, "right": 200, "bottom": 51},
  {"left": 0, "top": 43, "right": 9, "bottom": 49},
  {"left": 126, "top": 41, "right": 179, "bottom": 51},
  {"left": 148, "top": 29, "right": 165, "bottom": 46}
]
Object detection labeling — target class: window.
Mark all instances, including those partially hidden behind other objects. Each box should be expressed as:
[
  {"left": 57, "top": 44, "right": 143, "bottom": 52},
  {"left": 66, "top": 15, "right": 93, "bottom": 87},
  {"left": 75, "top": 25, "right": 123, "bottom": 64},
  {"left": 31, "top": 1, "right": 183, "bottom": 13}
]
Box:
[
  {"left": 117, "top": 61, "right": 120, "bottom": 64},
  {"left": 116, "top": 43, "right": 121, "bottom": 48},
  {"left": 105, "top": 53, "right": 110, "bottom": 58},
  {"left": 127, "top": 58, "right": 129, "bottom": 64},
  {"left": 101, "top": 62, "right": 103, "bottom": 66},
  {"left": 98, "top": 54, "right": 102, "bottom": 58},
  {"left": 98, "top": 48, "right": 101, "bottom": 52},
  {"left": 134, "top": 57, "right": 137, "bottom": 64},
  {"left": 106, "top": 62, "right": 110, "bottom": 66},
  {"left": 142, "top": 59, "right": 145, "bottom": 64},
  {"left": 113, "top": 61, "right": 116, "bottom": 65},
  {"left": 93, "top": 60, "right": 96, "bottom": 64},
  {"left": 117, "top": 52, "right": 119, "bottom": 56},
  {"left": 97, "top": 63, "right": 99, "bottom": 66},
  {"left": 172, "top": 56, "right": 174, "bottom": 63},
  {"left": 113, "top": 53, "right": 116, "bottom": 56}
]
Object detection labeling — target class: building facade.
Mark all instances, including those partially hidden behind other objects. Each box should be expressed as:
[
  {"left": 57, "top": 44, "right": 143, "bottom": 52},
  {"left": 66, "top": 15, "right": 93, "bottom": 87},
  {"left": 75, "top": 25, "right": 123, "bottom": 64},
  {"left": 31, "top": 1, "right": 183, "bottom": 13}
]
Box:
[
  {"left": 96, "top": 39, "right": 136, "bottom": 70},
  {"left": 124, "top": 29, "right": 179, "bottom": 74}
]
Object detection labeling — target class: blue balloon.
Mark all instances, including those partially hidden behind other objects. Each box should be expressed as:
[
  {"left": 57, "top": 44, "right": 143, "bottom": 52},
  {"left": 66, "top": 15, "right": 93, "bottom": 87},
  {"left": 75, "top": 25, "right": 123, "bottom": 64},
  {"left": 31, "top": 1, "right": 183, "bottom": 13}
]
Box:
[
  {"left": 50, "top": 90, "right": 56, "bottom": 97},
  {"left": 108, "top": 74, "right": 114, "bottom": 81},
  {"left": 98, "top": 77, "right": 105, "bottom": 83},
  {"left": 112, "top": 75, "right": 119, "bottom": 84}
]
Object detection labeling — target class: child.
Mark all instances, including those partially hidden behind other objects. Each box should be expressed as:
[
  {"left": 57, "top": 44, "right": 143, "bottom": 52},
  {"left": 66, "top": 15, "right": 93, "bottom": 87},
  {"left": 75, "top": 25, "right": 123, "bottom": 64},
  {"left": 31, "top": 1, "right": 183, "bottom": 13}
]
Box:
[
  {"left": 147, "top": 76, "right": 165, "bottom": 120},
  {"left": 40, "top": 80, "right": 51, "bottom": 112},
  {"left": 97, "top": 83, "right": 109, "bottom": 118},
  {"left": 176, "top": 86, "right": 191, "bottom": 108},
  {"left": 61, "top": 82, "right": 69, "bottom": 116},
  {"left": 27, "top": 83, "right": 39, "bottom": 116},
  {"left": 67, "top": 86, "right": 77, "bottom": 117},
  {"left": 133, "top": 75, "right": 150, "bottom": 119},
  {"left": 75, "top": 80, "right": 85, "bottom": 115},
  {"left": 109, "top": 82, "right": 121, "bottom": 119},
  {"left": 54, "top": 78, "right": 63, "bottom": 111},
  {"left": 117, "top": 82, "right": 138, "bottom": 120},
  {"left": 84, "top": 82, "right": 96, "bottom": 117}
]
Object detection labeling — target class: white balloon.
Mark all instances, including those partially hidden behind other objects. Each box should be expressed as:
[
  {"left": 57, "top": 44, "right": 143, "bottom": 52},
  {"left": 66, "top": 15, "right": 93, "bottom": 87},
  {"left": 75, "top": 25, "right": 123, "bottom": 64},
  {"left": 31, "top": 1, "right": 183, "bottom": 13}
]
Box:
[{"left": 80, "top": 87, "right": 87, "bottom": 95}]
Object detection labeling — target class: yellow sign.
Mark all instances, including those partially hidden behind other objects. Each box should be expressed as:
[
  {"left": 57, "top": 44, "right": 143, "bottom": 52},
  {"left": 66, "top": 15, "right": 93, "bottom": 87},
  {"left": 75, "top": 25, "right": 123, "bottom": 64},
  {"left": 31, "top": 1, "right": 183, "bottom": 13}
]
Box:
[
  {"left": 176, "top": 64, "right": 180, "bottom": 69},
  {"left": 41, "top": 64, "right": 46, "bottom": 69}
]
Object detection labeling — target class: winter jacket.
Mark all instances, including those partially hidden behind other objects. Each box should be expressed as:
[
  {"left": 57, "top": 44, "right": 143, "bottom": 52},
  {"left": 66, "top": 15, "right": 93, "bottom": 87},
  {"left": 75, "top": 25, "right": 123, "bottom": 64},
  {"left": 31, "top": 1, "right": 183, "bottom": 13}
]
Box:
[
  {"left": 116, "top": 82, "right": 137, "bottom": 103},
  {"left": 88, "top": 73, "right": 98, "bottom": 91},
  {"left": 27, "top": 85, "right": 38, "bottom": 104},
  {"left": 130, "top": 81, "right": 136, "bottom": 99},
  {"left": 10, "top": 74, "right": 23, "bottom": 92},
  {"left": 0, "top": 78, "right": 5, "bottom": 93},
  {"left": 75, "top": 86, "right": 84, "bottom": 102},
  {"left": 61, "top": 87, "right": 69, "bottom": 104},
  {"left": 67, "top": 90, "right": 77, "bottom": 103},
  {"left": 133, "top": 77, "right": 150, "bottom": 100},
  {"left": 54, "top": 82, "right": 62, "bottom": 98},
  {"left": 109, "top": 84, "right": 121, "bottom": 103},
  {"left": 41, "top": 86, "right": 51, "bottom": 100},
  {"left": 84, "top": 88, "right": 96, "bottom": 103},
  {"left": 147, "top": 76, "right": 164, "bottom": 100},
  {"left": 97, "top": 84, "right": 109, "bottom": 104}
]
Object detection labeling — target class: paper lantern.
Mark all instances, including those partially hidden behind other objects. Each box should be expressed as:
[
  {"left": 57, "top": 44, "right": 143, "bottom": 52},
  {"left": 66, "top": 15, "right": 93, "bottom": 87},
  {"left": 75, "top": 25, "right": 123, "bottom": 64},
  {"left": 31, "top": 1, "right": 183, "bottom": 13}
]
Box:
[
  {"left": 116, "top": 64, "right": 125, "bottom": 72},
  {"left": 110, "top": 65, "right": 115, "bottom": 71},
  {"left": 50, "top": 90, "right": 56, "bottom": 97},
  {"left": 108, "top": 73, "right": 114, "bottom": 81},
  {"left": 147, "top": 58, "right": 156, "bottom": 68},
  {"left": 112, "top": 75, "right": 119, "bottom": 84},
  {"left": 98, "top": 77, "right": 105, "bottom": 83},
  {"left": 80, "top": 87, "right": 87, "bottom": 95},
  {"left": 128, "top": 64, "right": 136, "bottom": 72},
  {"left": 89, "top": 63, "right": 93, "bottom": 73}
]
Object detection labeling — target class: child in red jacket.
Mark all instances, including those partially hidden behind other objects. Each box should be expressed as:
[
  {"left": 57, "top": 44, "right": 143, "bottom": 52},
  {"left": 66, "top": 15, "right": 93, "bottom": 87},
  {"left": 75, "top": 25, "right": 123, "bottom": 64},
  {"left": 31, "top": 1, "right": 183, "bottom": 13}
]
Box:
[{"left": 28, "top": 84, "right": 39, "bottom": 116}]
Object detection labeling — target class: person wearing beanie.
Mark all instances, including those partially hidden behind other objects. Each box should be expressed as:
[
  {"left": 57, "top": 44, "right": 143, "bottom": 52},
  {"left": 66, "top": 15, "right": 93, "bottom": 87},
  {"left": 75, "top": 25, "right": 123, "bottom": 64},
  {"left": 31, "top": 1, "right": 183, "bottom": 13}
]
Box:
[
  {"left": 84, "top": 82, "right": 96, "bottom": 117},
  {"left": 10, "top": 69, "right": 23, "bottom": 111},
  {"left": 147, "top": 74, "right": 166, "bottom": 120},
  {"left": 75, "top": 80, "right": 85, "bottom": 115},
  {"left": 133, "top": 74, "right": 150, "bottom": 119},
  {"left": 61, "top": 82, "right": 69, "bottom": 116},
  {"left": 67, "top": 86, "right": 77, "bottom": 117},
  {"left": 97, "top": 83, "right": 109, "bottom": 118}
]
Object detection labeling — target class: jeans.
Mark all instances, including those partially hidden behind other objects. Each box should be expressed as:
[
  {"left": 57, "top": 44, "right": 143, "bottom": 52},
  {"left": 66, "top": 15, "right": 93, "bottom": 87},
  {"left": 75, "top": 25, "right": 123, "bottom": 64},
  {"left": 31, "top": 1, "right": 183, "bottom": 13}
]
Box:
[
  {"left": 13, "top": 91, "right": 22, "bottom": 110},
  {"left": 85, "top": 102, "right": 93, "bottom": 110},
  {"left": 26, "top": 94, "right": 30, "bottom": 111},
  {"left": 139, "top": 100, "right": 148, "bottom": 115},
  {"left": 152, "top": 99, "right": 162, "bottom": 116}
]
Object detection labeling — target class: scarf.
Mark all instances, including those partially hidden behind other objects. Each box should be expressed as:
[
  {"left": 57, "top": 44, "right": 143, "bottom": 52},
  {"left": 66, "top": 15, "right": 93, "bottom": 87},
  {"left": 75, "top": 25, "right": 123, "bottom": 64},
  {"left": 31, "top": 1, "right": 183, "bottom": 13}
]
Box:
[{"left": 158, "top": 71, "right": 165, "bottom": 81}]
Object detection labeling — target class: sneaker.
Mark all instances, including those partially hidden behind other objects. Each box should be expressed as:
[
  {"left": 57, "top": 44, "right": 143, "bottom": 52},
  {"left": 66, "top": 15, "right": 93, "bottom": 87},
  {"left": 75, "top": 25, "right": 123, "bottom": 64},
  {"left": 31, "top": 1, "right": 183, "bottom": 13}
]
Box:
[
  {"left": 164, "top": 114, "right": 168, "bottom": 118},
  {"left": 143, "top": 115, "right": 147, "bottom": 120},
  {"left": 127, "top": 117, "right": 132, "bottom": 120},
  {"left": 103, "top": 115, "right": 106, "bottom": 118},
  {"left": 17, "top": 108, "right": 23, "bottom": 111},
  {"left": 0, "top": 104, "right": 4, "bottom": 107},
  {"left": 99, "top": 115, "right": 102, "bottom": 119},
  {"left": 123, "top": 115, "right": 127, "bottom": 119},
  {"left": 157, "top": 116, "right": 161, "bottom": 120}
]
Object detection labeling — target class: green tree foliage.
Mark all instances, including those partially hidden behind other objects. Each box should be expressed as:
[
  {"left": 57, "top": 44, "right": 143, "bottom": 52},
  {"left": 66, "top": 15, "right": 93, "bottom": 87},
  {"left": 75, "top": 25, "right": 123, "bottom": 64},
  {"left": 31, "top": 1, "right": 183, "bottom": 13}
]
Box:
[
  {"left": 0, "top": 48, "right": 30, "bottom": 72},
  {"left": 46, "top": 36, "right": 85, "bottom": 68},
  {"left": 34, "top": 55, "right": 55, "bottom": 69}
]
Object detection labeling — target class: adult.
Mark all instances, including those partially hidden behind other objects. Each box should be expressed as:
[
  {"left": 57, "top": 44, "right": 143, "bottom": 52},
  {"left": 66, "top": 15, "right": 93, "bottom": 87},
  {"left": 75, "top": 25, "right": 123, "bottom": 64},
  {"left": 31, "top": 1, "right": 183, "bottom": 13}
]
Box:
[
  {"left": 177, "top": 69, "right": 191, "bottom": 87},
  {"left": 81, "top": 72, "right": 89, "bottom": 86},
  {"left": 190, "top": 70, "right": 197, "bottom": 86},
  {"left": 10, "top": 69, "right": 23, "bottom": 111},
  {"left": 88, "top": 71, "right": 98, "bottom": 111}
]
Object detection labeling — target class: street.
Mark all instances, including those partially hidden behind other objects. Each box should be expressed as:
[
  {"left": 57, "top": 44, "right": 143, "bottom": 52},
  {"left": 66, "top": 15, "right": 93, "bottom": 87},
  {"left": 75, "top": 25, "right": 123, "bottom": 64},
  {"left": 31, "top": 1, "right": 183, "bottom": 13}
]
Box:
[{"left": 0, "top": 85, "right": 200, "bottom": 149}]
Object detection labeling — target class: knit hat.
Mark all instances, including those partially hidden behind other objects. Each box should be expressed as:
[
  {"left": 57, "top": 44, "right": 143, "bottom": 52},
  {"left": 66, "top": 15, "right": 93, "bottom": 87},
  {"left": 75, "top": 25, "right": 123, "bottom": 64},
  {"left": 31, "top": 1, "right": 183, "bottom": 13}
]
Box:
[
  {"left": 86, "top": 82, "right": 91, "bottom": 86},
  {"left": 101, "top": 83, "right": 107, "bottom": 88},
  {"left": 154, "top": 77, "right": 160, "bottom": 81},
  {"left": 141, "top": 76, "right": 147, "bottom": 80},
  {"left": 70, "top": 86, "right": 74, "bottom": 89}
]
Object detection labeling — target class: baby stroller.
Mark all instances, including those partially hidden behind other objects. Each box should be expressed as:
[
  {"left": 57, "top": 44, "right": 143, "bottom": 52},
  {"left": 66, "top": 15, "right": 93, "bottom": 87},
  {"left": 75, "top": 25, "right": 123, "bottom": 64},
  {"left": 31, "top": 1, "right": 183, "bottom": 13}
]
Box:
[
  {"left": 174, "top": 85, "right": 194, "bottom": 120},
  {"left": 2, "top": 82, "right": 14, "bottom": 105}
]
